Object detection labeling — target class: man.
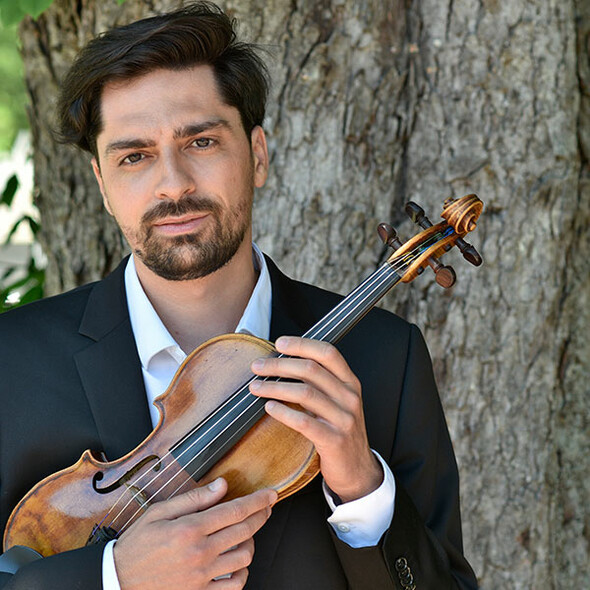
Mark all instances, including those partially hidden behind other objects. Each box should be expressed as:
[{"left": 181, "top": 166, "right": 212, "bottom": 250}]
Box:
[{"left": 0, "top": 3, "right": 478, "bottom": 589}]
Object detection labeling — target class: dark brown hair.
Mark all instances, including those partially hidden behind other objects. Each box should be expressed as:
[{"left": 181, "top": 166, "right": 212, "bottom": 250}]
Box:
[{"left": 57, "top": 1, "right": 269, "bottom": 157}]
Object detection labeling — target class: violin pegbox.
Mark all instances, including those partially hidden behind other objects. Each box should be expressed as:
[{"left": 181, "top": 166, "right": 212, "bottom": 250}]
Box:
[{"left": 378, "top": 194, "right": 484, "bottom": 288}]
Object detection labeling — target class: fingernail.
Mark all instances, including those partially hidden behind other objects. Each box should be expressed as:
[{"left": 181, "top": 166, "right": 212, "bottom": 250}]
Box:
[
  {"left": 251, "top": 359, "right": 264, "bottom": 370},
  {"left": 250, "top": 380, "right": 261, "bottom": 391},
  {"left": 208, "top": 477, "right": 223, "bottom": 492},
  {"left": 275, "top": 336, "right": 291, "bottom": 348}
]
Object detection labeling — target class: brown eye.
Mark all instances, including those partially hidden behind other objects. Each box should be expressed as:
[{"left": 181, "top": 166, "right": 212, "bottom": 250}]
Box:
[
  {"left": 194, "top": 138, "right": 212, "bottom": 148},
  {"left": 123, "top": 153, "right": 144, "bottom": 164}
]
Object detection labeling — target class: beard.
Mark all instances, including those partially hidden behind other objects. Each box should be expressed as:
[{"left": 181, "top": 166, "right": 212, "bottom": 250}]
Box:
[{"left": 128, "top": 192, "right": 252, "bottom": 281}]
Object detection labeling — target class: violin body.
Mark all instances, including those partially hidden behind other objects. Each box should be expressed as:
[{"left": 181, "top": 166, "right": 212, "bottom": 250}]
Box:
[{"left": 3, "top": 334, "right": 319, "bottom": 557}]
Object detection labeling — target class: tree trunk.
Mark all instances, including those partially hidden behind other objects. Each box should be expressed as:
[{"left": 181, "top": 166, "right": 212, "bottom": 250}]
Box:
[{"left": 19, "top": 0, "right": 589, "bottom": 587}]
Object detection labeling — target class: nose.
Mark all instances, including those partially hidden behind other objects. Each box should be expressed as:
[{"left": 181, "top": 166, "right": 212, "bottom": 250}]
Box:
[{"left": 155, "top": 150, "right": 195, "bottom": 201}]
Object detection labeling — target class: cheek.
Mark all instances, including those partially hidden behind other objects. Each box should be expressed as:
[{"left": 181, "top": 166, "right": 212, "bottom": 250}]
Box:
[{"left": 102, "top": 176, "right": 150, "bottom": 218}]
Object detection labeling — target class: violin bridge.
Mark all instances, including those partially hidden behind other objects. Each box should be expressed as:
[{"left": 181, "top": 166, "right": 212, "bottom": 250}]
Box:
[{"left": 124, "top": 483, "right": 152, "bottom": 511}]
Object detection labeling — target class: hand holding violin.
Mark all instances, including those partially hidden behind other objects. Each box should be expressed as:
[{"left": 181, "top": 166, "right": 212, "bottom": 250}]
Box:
[
  {"left": 113, "top": 478, "right": 276, "bottom": 589},
  {"left": 250, "top": 336, "right": 383, "bottom": 503}
]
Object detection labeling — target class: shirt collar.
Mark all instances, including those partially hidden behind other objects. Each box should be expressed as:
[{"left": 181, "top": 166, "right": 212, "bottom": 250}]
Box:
[{"left": 124, "top": 243, "right": 272, "bottom": 370}]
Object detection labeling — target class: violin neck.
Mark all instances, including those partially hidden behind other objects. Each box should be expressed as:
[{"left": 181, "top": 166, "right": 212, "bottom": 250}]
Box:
[{"left": 302, "top": 262, "right": 403, "bottom": 345}]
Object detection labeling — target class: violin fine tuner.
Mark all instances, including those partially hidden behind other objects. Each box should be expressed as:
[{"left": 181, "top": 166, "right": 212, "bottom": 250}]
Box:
[{"left": 378, "top": 194, "right": 484, "bottom": 288}]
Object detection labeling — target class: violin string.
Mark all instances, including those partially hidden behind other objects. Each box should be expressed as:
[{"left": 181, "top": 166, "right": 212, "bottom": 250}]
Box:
[{"left": 95, "top": 227, "right": 452, "bottom": 539}]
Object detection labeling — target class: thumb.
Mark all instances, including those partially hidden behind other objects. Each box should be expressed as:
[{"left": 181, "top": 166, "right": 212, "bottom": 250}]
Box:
[{"left": 146, "top": 477, "right": 228, "bottom": 522}]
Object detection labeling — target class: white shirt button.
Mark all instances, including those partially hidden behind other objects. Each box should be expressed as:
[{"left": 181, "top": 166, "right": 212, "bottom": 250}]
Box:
[{"left": 337, "top": 524, "right": 351, "bottom": 533}]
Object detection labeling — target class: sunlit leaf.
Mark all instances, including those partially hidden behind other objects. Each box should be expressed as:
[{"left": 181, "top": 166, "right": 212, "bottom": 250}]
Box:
[
  {"left": 0, "top": 0, "right": 55, "bottom": 25},
  {"left": 16, "top": 281, "right": 43, "bottom": 305},
  {"left": 0, "top": 1, "right": 27, "bottom": 26},
  {"left": 17, "top": 0, "right": 55, "bottom": 19}
]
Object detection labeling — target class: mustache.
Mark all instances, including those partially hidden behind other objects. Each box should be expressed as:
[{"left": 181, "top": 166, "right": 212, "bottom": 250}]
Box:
[{"left": 142, "top": 195, "right": 221, "bottom": 225}]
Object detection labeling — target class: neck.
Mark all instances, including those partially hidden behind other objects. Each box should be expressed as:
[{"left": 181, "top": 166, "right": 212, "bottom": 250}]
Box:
[{"left": 133, "top": 238, "right": 257, "bottom": 353}]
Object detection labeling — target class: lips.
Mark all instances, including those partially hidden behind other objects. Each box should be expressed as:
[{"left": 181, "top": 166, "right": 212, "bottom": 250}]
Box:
[{"left": 151, "top": 213, "right": 210, "bottom": 235}]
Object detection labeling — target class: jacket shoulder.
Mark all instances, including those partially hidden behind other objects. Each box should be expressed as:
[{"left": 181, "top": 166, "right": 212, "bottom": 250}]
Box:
[{"left": 0, "top": 282, "right": 96, "bottom": 335}]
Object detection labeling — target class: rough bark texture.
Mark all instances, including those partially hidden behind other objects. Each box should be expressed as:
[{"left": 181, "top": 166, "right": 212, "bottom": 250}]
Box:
[{"left": 18, "top": 0, "right": 589, "bottom": 587}]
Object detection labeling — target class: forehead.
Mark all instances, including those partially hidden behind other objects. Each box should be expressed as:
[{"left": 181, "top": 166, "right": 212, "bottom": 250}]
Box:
[{"left": 97, "top": 66, "right": 241, "bottom": 145}]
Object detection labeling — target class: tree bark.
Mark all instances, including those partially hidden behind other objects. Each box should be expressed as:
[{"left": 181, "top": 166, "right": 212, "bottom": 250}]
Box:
[{"left": 18, "top": 0, "right": 589, "bottom": 588}]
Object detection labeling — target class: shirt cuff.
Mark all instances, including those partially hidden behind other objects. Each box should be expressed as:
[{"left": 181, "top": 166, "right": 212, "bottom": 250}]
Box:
[
  {"left": 102, "top": 540, "right": 122, "bottom": 590},
  {"left": 323, "top": 451, "right": 395, "bottom": 548}
]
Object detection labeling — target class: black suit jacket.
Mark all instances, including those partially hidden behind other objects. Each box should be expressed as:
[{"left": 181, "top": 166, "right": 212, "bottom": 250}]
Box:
[{"left": 0, "top": 257, "right": 477, "bottom": 589}]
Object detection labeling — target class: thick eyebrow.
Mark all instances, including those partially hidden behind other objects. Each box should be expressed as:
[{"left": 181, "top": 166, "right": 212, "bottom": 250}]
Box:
[
  {"left": 104, "top": 138, "right": 156, "bottom": 157},
  {"left": 173, "top": 118, "right": 231, "bottom": 139},
  {"left": 103, "top": 119, "right": 231, "bottom": 157}
]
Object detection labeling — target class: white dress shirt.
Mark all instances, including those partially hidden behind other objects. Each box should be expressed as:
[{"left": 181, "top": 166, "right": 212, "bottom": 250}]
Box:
[{"left": 102, "top": 245, "right": 395, "bottom": 588}]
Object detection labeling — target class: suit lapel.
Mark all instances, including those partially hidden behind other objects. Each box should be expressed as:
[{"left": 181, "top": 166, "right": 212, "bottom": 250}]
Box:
[
  {"left": 266, "top": 256, "right": 318, "bottom": 341},
  {"left": 74, "top": 259, "right": 152, "bottom": 460}
]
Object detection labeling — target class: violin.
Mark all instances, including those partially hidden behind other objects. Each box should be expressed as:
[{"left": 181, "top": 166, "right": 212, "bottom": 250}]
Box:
[{"left": 3, "top": 194, "right": 483, "bottom": 557}]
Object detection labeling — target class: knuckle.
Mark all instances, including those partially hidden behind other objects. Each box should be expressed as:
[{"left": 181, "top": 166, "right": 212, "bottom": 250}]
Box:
[
  {"left": 303, "top": 359, "right": 318, "bottom": 375},
  {"left": 347, "top": 391, "right": 363, "bottom": 413},
  {"left": 295, "top": 411, "right": 312, "bottom": 429},
  {"left": 323, "top": 342, "right": 339, "bottom": 362},
  {"left": 340, "top": 411, "right": 356, "bottom": 434},
  {"left": 300, "top": 383, "right": 315, "bottom": 402},
  {"left": 349, "top": 375, "right": 362, "bottom": 392},
  {"left": 229, "top": 501, "right": 249, "bottom": 522},
  {"left": 236, "top": 544, "right": 255, "bottom": 567},
  {"left": 183, "top": 486, "right": 206, "bottom": 506}
]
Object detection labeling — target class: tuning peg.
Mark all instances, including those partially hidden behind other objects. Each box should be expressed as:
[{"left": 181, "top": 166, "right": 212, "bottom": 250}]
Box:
[
  {"left": 406, "top": 202, "right": 452, "bottom": 253},
  {"left": 454, "top": 237, "right": 483, "bottom": 266},
  {"left": 433, "top": 263, "right": 456, "bottom": 288},
  {"left": 377, "top": 223, "right": 404, "bottom": 250},
  {"left": 405, "top": 202, "right": 432, "bottom": 229}
]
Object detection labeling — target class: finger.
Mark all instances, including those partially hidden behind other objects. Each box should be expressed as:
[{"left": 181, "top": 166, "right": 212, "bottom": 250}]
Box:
[
  {"left": 275, "top": 336, "right": 359, "bottom": 385},
  {"left": 187, "top": 488, "right": 277, "bottom": 536},
  {"left": 263, "top": 399, "right": 339, "bottom": 448},
  {"left": 250, "top": 356, "right": 359, "bottom": 414},
  {"left": 209, "top": 539, "right": 255, "bottom": 582},
  {"left": 210, "top": 567, "right": 249, "bottom": 588},
  {"left": 143, "top": 477, "right": 229, "bottom": 522},
  {"left": 208, "top": 504, "right": 271, "bottom": 556},
  {"left": 251, "top": 355, "right": 332, "bottom": 389},
  {"left": 249, "top": 378, "right": 337, "bottom": 418}
]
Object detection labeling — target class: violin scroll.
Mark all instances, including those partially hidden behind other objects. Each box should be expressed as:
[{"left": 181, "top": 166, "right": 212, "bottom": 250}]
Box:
[
  {"left": 441, "top": 194, "right": 483, "bottom": 235},
  {"left": 379, "top": 194, "right": 484, "bottom": 287}
]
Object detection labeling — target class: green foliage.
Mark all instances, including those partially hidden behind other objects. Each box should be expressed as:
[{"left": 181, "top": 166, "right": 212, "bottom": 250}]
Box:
[
  {"left": 0, "top": 22, "right": 28, "bottom": 152},
  {"left": 0, "top": 173, "right": 45, "bottom": 311},
  {"left": 0, "top": 0, "right": 127, "bottom": 26},
  {"left": 0, "top": 0, "right": 55, "bottom": 26},
  {"left": 0, "top": 253, "right": 44, "bottom": 311}
]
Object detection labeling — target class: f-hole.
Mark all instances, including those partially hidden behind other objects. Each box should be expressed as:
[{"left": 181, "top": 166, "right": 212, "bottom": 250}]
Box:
[{"left": 92, "top": 455, "right": 162, "bottom": 494}]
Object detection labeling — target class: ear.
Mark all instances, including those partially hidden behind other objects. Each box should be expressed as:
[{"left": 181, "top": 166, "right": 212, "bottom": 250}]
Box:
[
  {"left": 91, "top": 158, "right": 113, "bottom": 216},
  {"left": 250, "top": 126, "right": 269, "bottom": 188}
]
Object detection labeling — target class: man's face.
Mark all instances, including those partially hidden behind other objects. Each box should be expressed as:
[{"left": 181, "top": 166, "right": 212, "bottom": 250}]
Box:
[{"left": 92, "top": 65, "right": 268, "bottom": 280}]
